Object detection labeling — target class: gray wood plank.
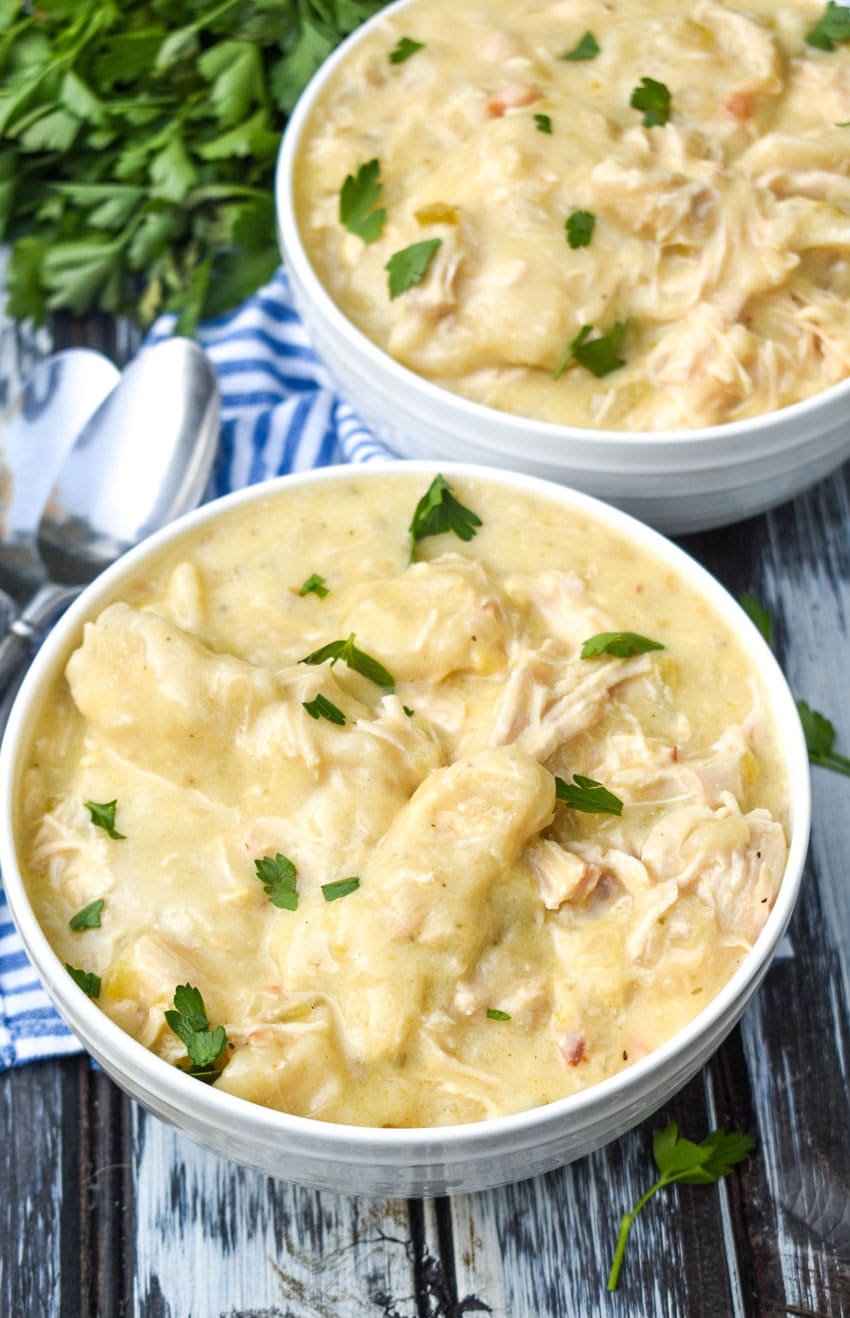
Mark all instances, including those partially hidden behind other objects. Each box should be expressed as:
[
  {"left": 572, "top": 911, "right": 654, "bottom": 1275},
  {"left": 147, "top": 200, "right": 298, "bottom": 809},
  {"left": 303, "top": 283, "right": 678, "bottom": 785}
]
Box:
[{"left": 129, "top": 1105, "right": 422, "bottom": 1318}]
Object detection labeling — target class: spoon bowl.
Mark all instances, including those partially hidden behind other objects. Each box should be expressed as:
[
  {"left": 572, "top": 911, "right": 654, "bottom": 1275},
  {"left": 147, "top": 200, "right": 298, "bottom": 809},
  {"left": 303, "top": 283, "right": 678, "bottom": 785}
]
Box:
[
  {"left": 0, "top": 337, "right": 220, "bottom": 693},
  {"left": 0, "top": 349, "right": 121, "bottom": 601}
]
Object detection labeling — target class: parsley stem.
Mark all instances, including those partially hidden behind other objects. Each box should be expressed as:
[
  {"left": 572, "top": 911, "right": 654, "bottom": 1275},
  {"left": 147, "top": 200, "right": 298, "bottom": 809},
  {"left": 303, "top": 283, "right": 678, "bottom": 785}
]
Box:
[
  {"left": 813, "top": 751, "right": 850, "bottom": 776},
  {"left": 606, "top": 1176, "right": 665, "bottom": 1291}
]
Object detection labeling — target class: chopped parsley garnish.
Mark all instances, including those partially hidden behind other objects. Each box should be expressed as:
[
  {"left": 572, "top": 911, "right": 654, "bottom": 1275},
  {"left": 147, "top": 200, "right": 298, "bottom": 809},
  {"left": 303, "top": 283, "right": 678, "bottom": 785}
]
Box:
[
  {"left": 339, "top": 159, "right": 386, "bottom": 244},
  {"left": 534, "top": 113, "right": 553, "bottom": 134},
  {"left": 806, "top": 2, "right": 850, "bottom": 50},
  {"left": 565, "top": 209, "right": 596, "bottom": 249},
  {"left": 301, "top": 633, "right": 395, "bottom": 692},
  {"left": 302, "top": 693, "right": 346, "bottom": 725},
  {"left": 69, "top": 899, "right": 104, "bottom": 932},
  {"left": 408, "top": 474, "right": 482, "bottom": 556},
  {"left": 555, "top": 774, "right": 623, "bottom": 816},
  {"left": 299, "top": 573, "right": 329, "bottom": 599},
  {"left": 630, "top": 77, "right": 672, "bottom": 127},
  {"left": 84, "top": 799, "right": 125, "bottom": 840},
  {"left": 403, "top": 705, "right": 415, "bottom": 718},
  {"left": 389, "top": 35, "right": 425, "bottom": 63},
  {"left": 739, "top": 593, "right": 773, "bottom": 646},
  {"left": 386, "top": 238, "right": 442, "bottom": 300},
  {"left": 553, "top": 322, "right": 628, "bottom": 380},
  {"left": 486, "top": 1008, "right": 511, "bottom": 1021},
  {"left": 254, "top": 853, "right": 299, "bottom": 910},
  {"left": 562, "top": 31, "right": 600, "bottom": 61},
  {"left": 581, "top": 631, "right": 665, "bottom": 659},
  {"left": 321, "top": 876, "right": 361, "bottom": 902},
  {"left": 797, "top": 700, "right": 850, "bottom": 777},
  {"left": 65, "top": 964, "right": 101, "bottom": 998},
  {"left": 607, "top": 1123, "right": 754, "bottom": 1290},
  {"left": 165, "top": 983, "right": 228, "bottom": 1083}
]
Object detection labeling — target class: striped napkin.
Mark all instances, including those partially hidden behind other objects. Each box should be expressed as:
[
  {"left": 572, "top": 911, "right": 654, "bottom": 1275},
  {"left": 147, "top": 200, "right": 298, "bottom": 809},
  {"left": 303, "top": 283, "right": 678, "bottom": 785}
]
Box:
[{"left": 0, "top": 267, "right": 397, "bottom": 1067}]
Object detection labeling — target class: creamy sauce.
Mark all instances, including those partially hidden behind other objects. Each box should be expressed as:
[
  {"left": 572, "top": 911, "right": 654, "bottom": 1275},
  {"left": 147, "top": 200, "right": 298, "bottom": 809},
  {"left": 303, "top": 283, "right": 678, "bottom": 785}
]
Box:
[
  {"left": 295, "top": 0, "right": 850, "bottom": 430},
  {"left": 18, "top": 473, "right": 788, "bottom": 1126}
]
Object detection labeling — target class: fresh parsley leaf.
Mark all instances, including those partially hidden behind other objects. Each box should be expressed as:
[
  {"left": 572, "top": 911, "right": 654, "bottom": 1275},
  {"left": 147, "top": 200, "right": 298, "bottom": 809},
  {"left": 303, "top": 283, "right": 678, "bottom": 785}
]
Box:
[
  {"left": 630, "top": 77, "right": 672, "bottom": 127},
  {"left": 562, "top": 31, "right": 600, "bottom": 61},
  {"left": 565, "top": 209, "right": 595, "bottom": 249},
  {"left": 533, "top": 113, "right": 553, "bottom": 134},
  {"left": 165, "top": 983, "right": 227, "bottom": 1082},
  {"left": 739, "top": 593, "right": 773, "bottom": 646},
  {"left": 797, "top": 699, "right": 850, "bottom": 776},
  {"left": 581, "top": 631, "right": 665, "bottom": 659},
  {"left": 554, "top": 322, "right": 629, "bottom": 380},
  {"left": 84, "top": 798, "right": 126, "bottom": 840},
  {"left": 403, "top": 705, "right": 415, "bottom": 717},
  {"left": 339, "top": 158, "right": 386, "bottom": 243},
  {"left": 555, "top": 774, "right": 623, "bottom": 816},
  {"left": 65, "top": 964, "right": 101, "bottom": 999},
  {"left": 486, "top": 1008, "right": 511, "bottom": 1021},
  {"left": 607, "top": 1122, "right": 754, "bottom": 1290},
  {"left": 254, "top": 853, "right": 299, "bottom": 910},
  {"left": 386, "top": 237, "right": 442, "bottom": 299},
  {"left": 69, "top": 899, "right": 105, "bottom": 932},
  {"left": 321, "top": 876, "right": 361, "bottom": 902},
  {"left": 301, "top": 632, "right": 396, "bottom": 692},
  {"left": 806, "top": 1, "right": 850, "bottom": 50},
  {"left": 389, "top": 36, "right": 424, "bottom": 64},
  {"left": 302, "top": 693, "right": 346, "bottom": 725},
  {"left": 299, "top": 572, "right": 329, "bottom": 598},
  {"left": 409, "top": 474, "right": 483, "bottom": 555}
]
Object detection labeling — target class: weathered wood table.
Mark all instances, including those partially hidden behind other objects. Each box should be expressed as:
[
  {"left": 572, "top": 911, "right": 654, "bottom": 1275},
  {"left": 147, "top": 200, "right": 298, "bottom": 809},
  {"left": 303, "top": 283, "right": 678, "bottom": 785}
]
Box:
[{"left": 1, "top": 310, "right": 849, "bottom": 1318}]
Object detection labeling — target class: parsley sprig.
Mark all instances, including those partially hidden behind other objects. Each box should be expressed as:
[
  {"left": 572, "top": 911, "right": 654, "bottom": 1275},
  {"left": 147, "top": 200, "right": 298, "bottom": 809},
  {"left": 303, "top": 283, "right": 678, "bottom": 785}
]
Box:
[
  {"left": 806, "top": 2, "right": 850, "bottom": 50},
  {"left": 165, "top": 983, "right": 228, "bottom": 1083},
  {"left": 797, "top": 700, "right": 850, "bottom": 777},
  {"left": 562, "top": 31, "right": 600, "bottom": 61},
  {"left": 409, "top": 474, "right": 482, "bottom": 556},
  {"left": 301, "top": 632, "right": 395, "bottom": 691},
  {"left": 565, "top": 210, "right": 595, "bottom": 249},
  {"left": 255, "top": 853, "right": 299, "bottom": 910},
  {"left": 303, "top": 693, "right": 346, "bottom": 725},
  {"left": 84, "top": 798, "right": 125, "bottom": 840},
  {"left": 555, "top": 774, "right": 623, "bottom": 816},
  {"left": 389, "top": 36, "right": 424, "bottom": 64},
  {"left": 554, "top": 322, "right": 628, "bottom": 380},
  {"left": 69, "top": 899, "right": 104, "bottom": 931},
  {"left": 386, "top": 238, "right": 442, "bottom": 299},
  {"left": 339, "top": 158, "right": 386, "bottom": 243},
  {"left": 581, "top": 631, "right": 664, "bottom": 659},
  {"left": 739, "top": 592, "right": 773, "bottom": 645},
  {"left": 1, "top": 0, "right": 387, "bottom": 330},
  {"left": 608, "top": 1123, "right": 754, "bottom": 1290},
  {"left": 630, "top": 77, "right": 672, "bottom": 127},
  {"left": 66, "top": 964, "right": 101, "bottom": 998}
]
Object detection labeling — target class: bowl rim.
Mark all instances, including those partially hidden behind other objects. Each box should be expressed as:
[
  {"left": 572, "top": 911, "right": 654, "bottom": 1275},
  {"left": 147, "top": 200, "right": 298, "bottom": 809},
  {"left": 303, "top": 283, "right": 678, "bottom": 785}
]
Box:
[
  {"left": 275, "top": 0, "right": 850, "bottom": 456},
  {"left": 0, "top": 460, "right": 811, "bottom": 1154}
]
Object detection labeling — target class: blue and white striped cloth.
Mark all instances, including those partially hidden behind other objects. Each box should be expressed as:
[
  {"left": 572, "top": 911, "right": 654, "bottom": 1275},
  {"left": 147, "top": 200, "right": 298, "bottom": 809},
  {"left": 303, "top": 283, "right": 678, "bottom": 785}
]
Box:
[{"left": 0, "top": 267, "right": 397, "bottom": 1067}]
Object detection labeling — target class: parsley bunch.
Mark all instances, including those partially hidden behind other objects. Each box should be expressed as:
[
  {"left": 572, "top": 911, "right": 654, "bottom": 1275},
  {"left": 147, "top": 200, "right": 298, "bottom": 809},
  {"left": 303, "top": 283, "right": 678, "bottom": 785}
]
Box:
[{"left": 0, "top": 0, "right": 388, "bottom": 331}]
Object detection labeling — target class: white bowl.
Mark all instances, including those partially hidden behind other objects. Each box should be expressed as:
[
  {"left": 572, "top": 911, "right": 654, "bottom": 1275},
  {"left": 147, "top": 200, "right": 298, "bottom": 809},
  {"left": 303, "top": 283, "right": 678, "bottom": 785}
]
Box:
[
  {"left": 0, "top": 463, "right": 810, "bottom": 1196},
  {"left": 275, "top": 0, "right": 850, "bottom": 535}
]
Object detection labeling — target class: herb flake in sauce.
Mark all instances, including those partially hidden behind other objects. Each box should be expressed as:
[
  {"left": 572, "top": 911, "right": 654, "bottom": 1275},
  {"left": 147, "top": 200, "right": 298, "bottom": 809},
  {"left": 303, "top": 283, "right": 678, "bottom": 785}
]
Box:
[
  {"left": 534, "top": 112, "right": 553, "bottom": 133},
  {"left": 255, "top": 853, "right": 299, "bottom": 910},
  {"left": 66, "top": 964, "right": 101, "bottom": 998},
  {"left": 565, "top": 209, "right": 595, "bottom": 248},
  {"left": 165, "top": 983, "right": 228, "bottom": 1082},
  {"left": 322, "top": 876, "right": 361, "bottom": 902},
  {"left": 301, "top": 633, "right": 395, "bottom": 691},
  {"left": 630, "top": 77, "right": 672, "bottom": 127},
  {"left": 299, "top": 572, "right": 329, "bottom": 598},
  {"left": 386, "top": 237, "right": 442, "bottom": 300},
  {"left": 84, "top": 798, "right": 125, "bottom": 840},
  {"left": 555, "top": 775, "right": 623, "bottom": 816},
  {"left": 409, "top": 474, "right": 482, "bottom": 555},
  {"left": 581, "top": 631, "right": 665, "bottom": 658},
  {"left": 69, "top": 898, "right": 104, "bottom": 931},
  {"left": 339, "top": 159, "right": 386, "bottom": 243},
  {"left": 806, "top": 2, "right": 850, "bottom": 50},
  {"left": 553, "top": 322, "right": 628, "bottom": 380},
  {"left": 389, "top": 36, "right": 425, "bottom": 63},
  {"left": 561, "top": 31, "right": 600, "bottom": 61},
  {"left": 303, "top": 693, "right": 346, "bottom": 725}
]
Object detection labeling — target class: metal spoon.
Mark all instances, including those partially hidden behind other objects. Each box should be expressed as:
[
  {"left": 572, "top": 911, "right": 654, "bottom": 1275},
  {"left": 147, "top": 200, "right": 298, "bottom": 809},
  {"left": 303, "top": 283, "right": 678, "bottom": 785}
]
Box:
[
  {"left": 0, "top": 337, "right": 220, "bottom": 692},
  {"left": 0, "top": 348, "right": 121, "bottom": 603}
]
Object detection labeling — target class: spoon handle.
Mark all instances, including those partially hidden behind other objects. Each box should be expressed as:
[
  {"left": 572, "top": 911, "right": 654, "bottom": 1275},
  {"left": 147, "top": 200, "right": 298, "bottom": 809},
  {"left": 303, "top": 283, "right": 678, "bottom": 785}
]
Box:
[{"left": 0, "top": 582, "right": 80, "bottom": 692}]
